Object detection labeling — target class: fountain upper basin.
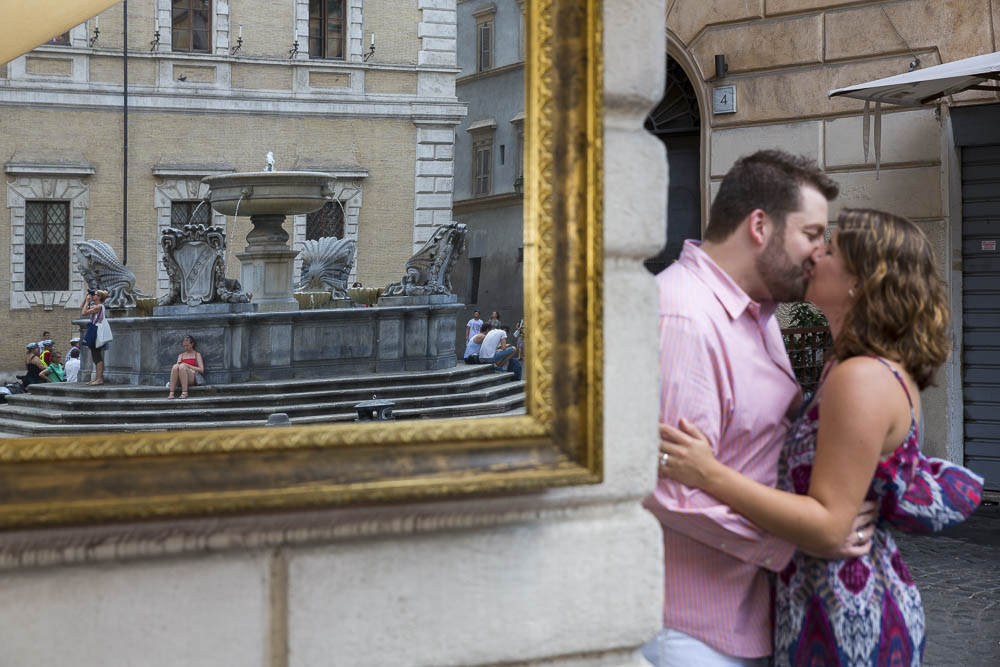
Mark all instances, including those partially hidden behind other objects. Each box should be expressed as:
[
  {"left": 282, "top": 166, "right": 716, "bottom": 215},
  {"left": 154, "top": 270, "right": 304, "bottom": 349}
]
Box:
[{"left": 202, "top": 171, "right": 334, "bottom": 217}]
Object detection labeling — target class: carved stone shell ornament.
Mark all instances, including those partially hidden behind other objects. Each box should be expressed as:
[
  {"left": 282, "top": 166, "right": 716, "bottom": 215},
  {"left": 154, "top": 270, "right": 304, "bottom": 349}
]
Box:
[
  {"left": 76, "top": 239, "right": 148, "bottom": 309},
  {"left": 296, "top": 236, "right": 357, "bottom": 299}
]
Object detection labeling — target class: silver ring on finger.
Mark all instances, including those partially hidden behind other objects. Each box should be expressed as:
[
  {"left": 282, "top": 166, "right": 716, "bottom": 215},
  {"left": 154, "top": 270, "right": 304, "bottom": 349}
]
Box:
[{"left": 659, "top": 452, "right": 669, "bottom": 467}]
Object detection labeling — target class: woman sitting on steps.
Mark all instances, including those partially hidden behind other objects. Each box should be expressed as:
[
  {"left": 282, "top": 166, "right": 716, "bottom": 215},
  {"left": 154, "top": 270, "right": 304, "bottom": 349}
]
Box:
[{"left": 167, "top": 335, "right": 205, "bottom": 400}]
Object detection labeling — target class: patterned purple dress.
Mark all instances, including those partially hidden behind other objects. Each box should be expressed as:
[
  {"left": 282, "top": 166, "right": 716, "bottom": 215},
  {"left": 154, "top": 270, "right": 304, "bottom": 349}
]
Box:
[{"left": 774, "top": 358, "right": 983, "bottom": 666}]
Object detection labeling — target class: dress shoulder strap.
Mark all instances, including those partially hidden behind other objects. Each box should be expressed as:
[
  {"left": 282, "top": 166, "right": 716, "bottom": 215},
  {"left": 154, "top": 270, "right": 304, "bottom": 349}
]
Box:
[{"left": 867, "top": 355, "right": 914, "bottom": 411}]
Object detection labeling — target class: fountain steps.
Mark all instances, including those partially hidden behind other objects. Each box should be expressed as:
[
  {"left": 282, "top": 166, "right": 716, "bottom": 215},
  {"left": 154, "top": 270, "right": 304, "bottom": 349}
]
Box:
[{"left": 0, "top": 365, "right": 524, "bottom": 436}]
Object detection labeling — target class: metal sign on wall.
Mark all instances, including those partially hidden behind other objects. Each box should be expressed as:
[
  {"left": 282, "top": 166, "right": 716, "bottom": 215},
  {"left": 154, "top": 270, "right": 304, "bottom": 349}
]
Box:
[{"left": 713, "top": 85, "right": 736, "bottom": 114}]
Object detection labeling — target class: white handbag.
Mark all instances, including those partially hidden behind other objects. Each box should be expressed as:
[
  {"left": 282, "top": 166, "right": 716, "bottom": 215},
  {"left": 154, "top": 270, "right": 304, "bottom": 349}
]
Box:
[{"left": 95, "top": 306, "right": 113, "bottom": 347}]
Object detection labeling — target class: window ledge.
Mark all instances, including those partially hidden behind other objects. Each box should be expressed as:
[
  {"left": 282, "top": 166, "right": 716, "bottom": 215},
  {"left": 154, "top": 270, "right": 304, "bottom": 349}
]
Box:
[
  {"left": 453, "top": 191, "right": 523, "bottom": 214},
  {"left": 467, "top": 117, "right": 498, "bottom": 132},
  {"left": 457, "top": 61, "right": 524, "bottom": 85},
  {"left": 472, "top": 2, "right": 498, "bottom": 19},
  {"left": 152, "top": 164, "right": 235, "bottom": 178},
  {"left": 5, "top": 162, "right": 95, "bottom": 177}
]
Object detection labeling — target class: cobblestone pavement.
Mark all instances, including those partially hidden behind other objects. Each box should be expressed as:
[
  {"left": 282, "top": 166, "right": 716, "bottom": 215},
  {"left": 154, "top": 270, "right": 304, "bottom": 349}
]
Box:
[{"left": 891, "top": 500, "right": 1000, "bottom": 667}]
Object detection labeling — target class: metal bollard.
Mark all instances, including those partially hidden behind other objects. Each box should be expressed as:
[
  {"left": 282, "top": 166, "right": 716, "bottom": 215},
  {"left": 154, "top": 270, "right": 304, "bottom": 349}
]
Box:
[
  {"left": 267, "top": 412, "right": 292, "bottom": 426},
  {"left": 354, "top": 399, "right": 395, "bottom": 421}
]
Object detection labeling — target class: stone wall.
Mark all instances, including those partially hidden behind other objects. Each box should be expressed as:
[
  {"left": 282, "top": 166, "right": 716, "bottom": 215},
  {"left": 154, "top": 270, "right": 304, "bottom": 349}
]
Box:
[
  {"left": 667, "top": 0, "right": 999, "bottom": 461},
  {"left": 0, "top": 5, "right": 667, "bottom": 666}
]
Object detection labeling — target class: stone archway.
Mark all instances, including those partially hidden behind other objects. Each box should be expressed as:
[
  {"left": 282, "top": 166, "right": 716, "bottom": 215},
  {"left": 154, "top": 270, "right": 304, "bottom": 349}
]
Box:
[{"left": 644, "top": 54, "right": 703, "bottom": 275}]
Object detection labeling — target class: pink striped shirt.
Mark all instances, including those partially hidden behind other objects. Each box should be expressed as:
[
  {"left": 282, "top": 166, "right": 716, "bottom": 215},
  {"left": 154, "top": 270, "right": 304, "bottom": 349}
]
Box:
[{"left": 642, "top": 240, "right": 799, "bottom": 658}]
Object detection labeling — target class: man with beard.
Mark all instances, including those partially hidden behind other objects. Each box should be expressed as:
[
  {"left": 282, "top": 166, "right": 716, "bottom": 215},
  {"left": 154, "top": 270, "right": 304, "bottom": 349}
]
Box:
[{"left": 642, "top": 150, "right": 864, "bottom": 666}]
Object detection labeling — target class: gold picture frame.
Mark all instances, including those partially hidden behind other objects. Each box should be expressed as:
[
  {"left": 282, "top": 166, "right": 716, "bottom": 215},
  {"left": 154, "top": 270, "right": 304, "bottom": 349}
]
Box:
[{"left": 0, "top": 0, "right": 603, "bottom": 529}]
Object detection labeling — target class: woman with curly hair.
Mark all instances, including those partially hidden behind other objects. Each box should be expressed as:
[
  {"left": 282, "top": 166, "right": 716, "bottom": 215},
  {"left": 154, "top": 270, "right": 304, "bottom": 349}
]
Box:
[{"left": 659, "top": 209, "right": 983, "bottom": 666}]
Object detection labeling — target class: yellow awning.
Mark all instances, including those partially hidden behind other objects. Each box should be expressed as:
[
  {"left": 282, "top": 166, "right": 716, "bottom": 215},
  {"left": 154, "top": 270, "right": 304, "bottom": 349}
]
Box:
[{"left": 0, "top": 0, "right": 121, "bottom": 66}]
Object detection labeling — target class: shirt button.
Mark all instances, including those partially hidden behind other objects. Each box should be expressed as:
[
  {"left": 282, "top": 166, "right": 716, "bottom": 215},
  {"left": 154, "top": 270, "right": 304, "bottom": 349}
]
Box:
[
  {"left": 764, "top": 558, "right": 772, "bottom": 566},
  {"left": 720, "top": 541, "right": 728, "bottom": 550}
]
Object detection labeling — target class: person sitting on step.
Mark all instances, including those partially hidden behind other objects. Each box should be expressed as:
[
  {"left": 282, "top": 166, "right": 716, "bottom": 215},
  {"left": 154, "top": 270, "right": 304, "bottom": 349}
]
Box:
[
  {"left": 66, "top": 336, "right": 81, "bottom": 362},
  {"left": 45, "top": 350, "right": 66, "bottom": 382},
  {"left": 21, "top": 342, "right": 50, "bottom": 389},
  {"left": 39, "top": 339, "right": 55, "bottom": 366},
  {"left": 65, "top": 347, "right": 81, "bottom": 383},
  {"left": 464, "top": 322, "right": 491, "bottom": 364},
  {"left": 479, "top": 324, "right": 522, "bottom": 381},
  {"left": 167, "top": 335, "right": 206, "bottom": 400}
]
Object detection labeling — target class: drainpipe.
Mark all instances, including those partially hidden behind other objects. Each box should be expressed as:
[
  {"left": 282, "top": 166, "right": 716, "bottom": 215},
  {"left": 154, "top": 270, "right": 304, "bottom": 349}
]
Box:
[{"left": 122, "top": 0, "right": 129, "bottom": 265}]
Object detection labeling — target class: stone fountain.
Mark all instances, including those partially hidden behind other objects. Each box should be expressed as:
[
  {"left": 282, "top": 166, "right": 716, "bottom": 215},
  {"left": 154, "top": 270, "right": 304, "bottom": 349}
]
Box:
[
  {"left": 74, "top": 165, "right": 466, "bottom": 385},
  {"left": 202, "top": 171, "right": 335, "bottom": 312}
]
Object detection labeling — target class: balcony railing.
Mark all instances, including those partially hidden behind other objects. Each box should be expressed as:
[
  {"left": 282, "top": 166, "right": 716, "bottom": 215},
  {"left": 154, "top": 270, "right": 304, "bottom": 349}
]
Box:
[{"left": 781, "top": 326, "right": 833, "bottom": 396}]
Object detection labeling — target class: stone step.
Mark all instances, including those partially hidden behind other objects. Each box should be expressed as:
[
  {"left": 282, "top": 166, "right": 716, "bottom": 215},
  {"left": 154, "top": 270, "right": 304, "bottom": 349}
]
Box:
[
  {"left": 25, "top": 364, "right": 496, "bottom": 399},
  {"left": 0, "top": 363, "right": 526, "bottom": 436},
  {"left": 0, "top": 393, "right": 525, "bottom": 437},
  {"left": 1, "top": 379, "right": 524, "bottom": 426},
  {"left": 6, "top": 371, "right": 514, "bottom": 414}
]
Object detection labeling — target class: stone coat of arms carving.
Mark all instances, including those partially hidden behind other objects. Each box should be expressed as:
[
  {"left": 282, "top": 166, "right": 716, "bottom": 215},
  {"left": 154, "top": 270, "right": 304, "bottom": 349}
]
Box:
[
  {"left": 383, "top": 222, "right": 468, "bottom": 297},
  {"left": 159, "top": 224, "right": 250, "bottom": 306}
]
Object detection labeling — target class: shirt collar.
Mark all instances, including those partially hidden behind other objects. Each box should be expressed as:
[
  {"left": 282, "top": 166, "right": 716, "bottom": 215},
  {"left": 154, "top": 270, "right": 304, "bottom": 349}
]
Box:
[{"left": 677, "top": 240, "right": 777, "bottom": 324}]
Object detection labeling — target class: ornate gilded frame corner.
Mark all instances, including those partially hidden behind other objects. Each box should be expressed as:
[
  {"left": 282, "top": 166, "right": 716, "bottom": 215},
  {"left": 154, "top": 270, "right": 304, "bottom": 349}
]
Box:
[{"left": 0, "top": 0, "right": 603, "bottom": 529}]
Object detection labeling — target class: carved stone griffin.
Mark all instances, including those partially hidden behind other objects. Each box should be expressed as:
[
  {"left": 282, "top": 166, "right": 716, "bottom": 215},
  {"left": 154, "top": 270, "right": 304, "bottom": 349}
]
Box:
[
  {"left": 76, "top": 240, "right": 148, "bottom": 309},
  {"left": 159, "top": 224, "right": 250, "bottom": 306},
  {"left": 383, "top": 222, "right": 468, "bottom": 297},
  {"left": 296, "top": 236, "right": 357, "bottom": 298}
]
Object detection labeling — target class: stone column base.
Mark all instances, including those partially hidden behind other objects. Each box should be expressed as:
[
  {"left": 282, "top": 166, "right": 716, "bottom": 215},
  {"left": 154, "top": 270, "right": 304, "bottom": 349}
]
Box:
[{"left": 236, "top": 246, "right": 299, "bottom": 312}]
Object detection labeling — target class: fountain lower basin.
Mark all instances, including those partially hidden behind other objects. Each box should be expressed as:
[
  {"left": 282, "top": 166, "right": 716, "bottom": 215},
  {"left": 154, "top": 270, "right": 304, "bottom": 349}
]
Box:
[{"left": 76, "top": 303, "right": 461, "bottom": 385}]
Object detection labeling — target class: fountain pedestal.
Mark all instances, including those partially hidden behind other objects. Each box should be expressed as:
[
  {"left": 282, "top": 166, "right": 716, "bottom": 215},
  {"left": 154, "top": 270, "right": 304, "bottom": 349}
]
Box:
[
  {"left": 237, "top": 213, "right": 298, "bottom": 312},
  {"left": 201, "top": 171, "right": 335, "bottom": 313}
]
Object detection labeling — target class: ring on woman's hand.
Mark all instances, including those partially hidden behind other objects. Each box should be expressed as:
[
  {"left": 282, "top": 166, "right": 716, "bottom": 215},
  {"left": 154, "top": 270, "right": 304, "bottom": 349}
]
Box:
[
  {"left": 856, "top": 529, "right": 865, "bottom": 544},
  {"left": 659, "top": 452, "right": 669, "bottom": 467}
]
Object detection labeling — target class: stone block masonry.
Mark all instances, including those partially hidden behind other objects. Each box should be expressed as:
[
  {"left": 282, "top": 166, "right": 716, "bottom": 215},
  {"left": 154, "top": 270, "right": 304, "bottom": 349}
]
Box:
[{"left": 413, "top": 123, "right": 459, "bottom": 251}]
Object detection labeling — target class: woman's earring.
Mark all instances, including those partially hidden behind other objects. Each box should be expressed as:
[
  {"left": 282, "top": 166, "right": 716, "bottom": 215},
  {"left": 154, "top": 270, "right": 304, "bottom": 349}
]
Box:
[{"left": 848, "top": 287, "right": 856, "bottom": 299}]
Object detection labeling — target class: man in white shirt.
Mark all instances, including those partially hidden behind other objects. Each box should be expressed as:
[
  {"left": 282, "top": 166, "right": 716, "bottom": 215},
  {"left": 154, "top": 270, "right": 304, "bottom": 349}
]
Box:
[
  {"left": 479, "top": 326, "right": 522, "bottom": 381},
  {"left": 64, "top": 347, "right": 81, "bottom": 383},
  {"left": 465, "top": 310, "right": 483, "bottom": 342}
]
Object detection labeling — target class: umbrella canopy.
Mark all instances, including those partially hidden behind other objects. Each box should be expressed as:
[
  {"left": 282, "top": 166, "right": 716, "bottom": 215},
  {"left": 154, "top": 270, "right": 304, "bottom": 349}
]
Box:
[
  {"left": 829, "top": 50, "right": 1000, "bottom": 107},
  {"left": 0, "top": 0, "right": 120, "bottom": 67}
]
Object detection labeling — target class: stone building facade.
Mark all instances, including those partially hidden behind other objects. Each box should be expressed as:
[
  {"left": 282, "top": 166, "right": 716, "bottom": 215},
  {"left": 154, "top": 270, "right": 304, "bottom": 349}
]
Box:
[
  {"left": 0, "top": 0, "right": 465, "bottom": 370},
  {"left": 451, "top": 0, "right": 526, "bottom": 345},
  {"left": 661, "top": 0, "right": 1000, "bottom": 487}
]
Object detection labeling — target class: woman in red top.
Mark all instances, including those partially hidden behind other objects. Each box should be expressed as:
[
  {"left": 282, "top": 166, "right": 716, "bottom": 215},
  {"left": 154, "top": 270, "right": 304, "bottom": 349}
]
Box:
[{"left": 167, "top": 335, "right": 205, "bottom": 399}]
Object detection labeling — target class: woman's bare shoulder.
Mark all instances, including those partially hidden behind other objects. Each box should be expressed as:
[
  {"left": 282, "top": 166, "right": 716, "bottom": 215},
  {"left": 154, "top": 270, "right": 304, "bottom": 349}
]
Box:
[
  {"left": 821, "top": 356, "right": 910, "bottom": 418},
  {"left": 824, "top": 355, "right": 899, "bottom": 385}
]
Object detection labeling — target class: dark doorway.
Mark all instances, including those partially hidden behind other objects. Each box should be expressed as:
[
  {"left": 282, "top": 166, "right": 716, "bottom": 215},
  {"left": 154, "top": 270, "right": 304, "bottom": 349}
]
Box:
[
  {"left": 952, "top": 104, "right": 1000, "bottom": 491},
  {"left": 644, "top": 56, "right": 702, "bottom": 275}
]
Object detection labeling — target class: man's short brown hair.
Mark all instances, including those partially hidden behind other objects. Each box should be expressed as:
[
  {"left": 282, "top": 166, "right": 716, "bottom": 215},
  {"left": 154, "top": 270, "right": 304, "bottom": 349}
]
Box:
[{"left": 705, "top": 150, "right": 839, "bottom": 242}]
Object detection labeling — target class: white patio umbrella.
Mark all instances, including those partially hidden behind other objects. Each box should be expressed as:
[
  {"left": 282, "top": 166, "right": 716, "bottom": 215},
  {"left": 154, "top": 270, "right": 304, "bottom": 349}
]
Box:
[
  {"left": 828, "top": 51, "right": 1000, "bottom": 175},
  {"left": 830, "top": 50, "right": 1000, "bottom": 107},
  {"left": 0, "top": 0, "right": 121, "bottom": 67}
]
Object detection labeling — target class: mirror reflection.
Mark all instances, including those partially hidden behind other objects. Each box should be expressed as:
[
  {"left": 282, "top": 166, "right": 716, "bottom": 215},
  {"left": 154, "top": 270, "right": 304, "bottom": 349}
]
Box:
[{"left": 0, "top": 0, "right": 526, "bottom": 437}]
